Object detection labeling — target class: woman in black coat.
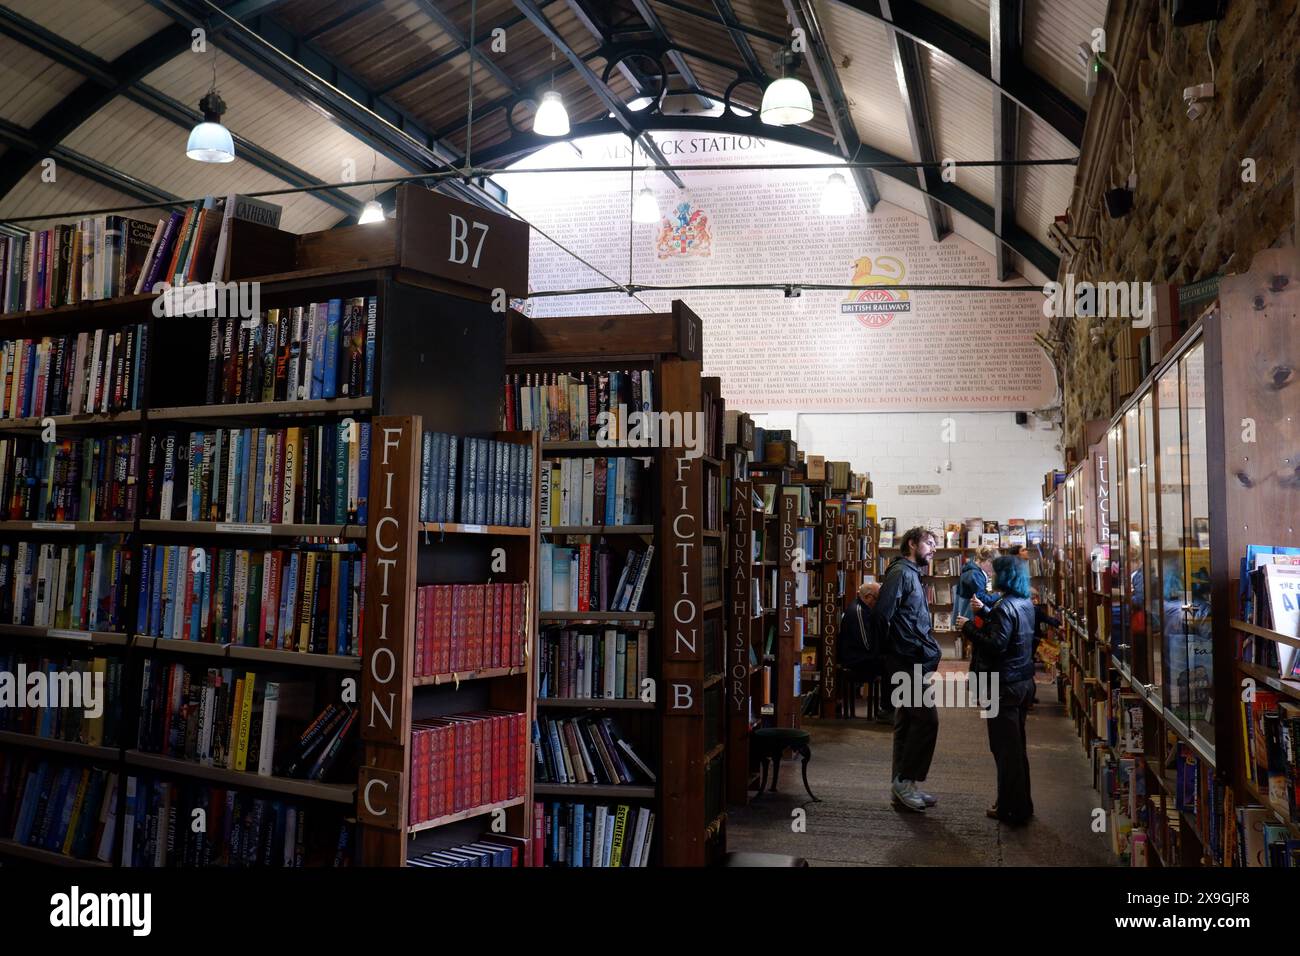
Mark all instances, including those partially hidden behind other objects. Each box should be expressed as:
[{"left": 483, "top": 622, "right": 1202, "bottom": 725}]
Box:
[{"left": 957, "top": 555, "right": 1037, "bottom": 825}]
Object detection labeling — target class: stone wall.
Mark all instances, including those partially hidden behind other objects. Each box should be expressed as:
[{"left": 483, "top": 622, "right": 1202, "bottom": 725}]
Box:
[{"left": 1062, "top": 0, "right": 1299, "bottom": 448}]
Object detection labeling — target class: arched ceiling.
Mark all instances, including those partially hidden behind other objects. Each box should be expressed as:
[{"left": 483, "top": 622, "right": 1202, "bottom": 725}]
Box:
[{"left": 0, "top": 0, "right": 1105, "bottom": 280}]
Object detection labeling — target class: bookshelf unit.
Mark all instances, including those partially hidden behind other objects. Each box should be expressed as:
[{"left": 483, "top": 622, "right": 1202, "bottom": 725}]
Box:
[
  {"left": 0, "top": 184, "right": 536, "bottom": 868},
  {"left": 505, "top": 302, "right": 712, "bottom": 867},
  {"left": 1053, "top": 246, "right": 1300, "bottom": 867},
  {"left": 723, "top": 411, "right": 759, "bottom": 805}
]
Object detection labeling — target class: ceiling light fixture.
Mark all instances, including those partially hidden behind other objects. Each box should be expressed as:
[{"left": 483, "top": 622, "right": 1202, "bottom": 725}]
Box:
[
  {"left": 819, "top": 172, "right": 853, "bottom": 215},
  {"left": 632, "top": 187, "right": 660, "bottom": 223},
  {"left": 533, "top": 90, "right": 570, "bottom": 136},
  {"left": 187, "top": 55, "right": 235, "bottom": 163},
  {"left": 358, "top": 150, "right": 385, "bottom": 224},
  {"left": 761, "top": 47, "right": 813, "bottom": 126}
]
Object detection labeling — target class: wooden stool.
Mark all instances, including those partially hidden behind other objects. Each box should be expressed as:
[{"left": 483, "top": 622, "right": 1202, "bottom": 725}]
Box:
[
  {"left": 837, "top": 666, "right": 859, "bottom": 718},
  {"left": 751, "top": 727, "right": 818, "bottom": 802}
]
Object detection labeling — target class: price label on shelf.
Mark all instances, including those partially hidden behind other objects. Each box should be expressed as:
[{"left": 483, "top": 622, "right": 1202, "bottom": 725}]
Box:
[
  {"left": 31, "top": 521, "right": 75, "bottom": 531},
  {"left": 461, "top": 524, "right": 485, "bottom": 534},
  {"left": 47, "top": 629, "right": 92, "bottom": 641},
  {"left": 215, "top": 522, "right": 273, "bottom": 535}
]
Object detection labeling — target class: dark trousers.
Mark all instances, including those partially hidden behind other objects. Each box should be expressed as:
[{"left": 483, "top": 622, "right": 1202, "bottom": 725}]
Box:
[
  {"left": 891, "top": 696, "right": 939, "bottom": 783},
  {"left": 986, "top": 677, "right": 1035, "bottom": 820}
]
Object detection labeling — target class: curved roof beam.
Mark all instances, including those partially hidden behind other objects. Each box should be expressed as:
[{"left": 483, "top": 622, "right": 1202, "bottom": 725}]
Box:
[{"left": 0, "top": 8, "right": 361, "bottom": 216}]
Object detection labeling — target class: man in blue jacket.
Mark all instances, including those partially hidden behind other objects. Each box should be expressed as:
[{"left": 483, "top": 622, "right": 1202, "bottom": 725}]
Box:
[{"left": 876, "top": 526, "right": 942, "bottom": 812}]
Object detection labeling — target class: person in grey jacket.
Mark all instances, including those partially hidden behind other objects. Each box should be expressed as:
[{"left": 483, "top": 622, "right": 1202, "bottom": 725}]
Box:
[{"left": 876, "top": 526, "right": 942, "bottom": 813}]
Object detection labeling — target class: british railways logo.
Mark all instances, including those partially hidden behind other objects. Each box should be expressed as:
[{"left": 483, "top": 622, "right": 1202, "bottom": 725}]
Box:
[{"left": 841, "top": 256, "right": 910, "bottom": 329}]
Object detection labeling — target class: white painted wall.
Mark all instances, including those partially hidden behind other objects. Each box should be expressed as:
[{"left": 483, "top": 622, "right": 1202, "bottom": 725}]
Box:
[{"left": 751, "top": 410, "right": 1063, "bottom": 530}]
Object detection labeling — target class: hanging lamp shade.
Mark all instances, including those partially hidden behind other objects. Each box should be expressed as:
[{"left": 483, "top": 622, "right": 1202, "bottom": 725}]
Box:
[
  {"left": 632, "top": 187, "right": 660, "bottom": 223},
  {"left": 760, "top": 76, "right": 813, "bottom": 126},
  {"left": 819, "top": 172, "right": 853, "bottom": 216},
  {"left": 533, "top": 90, "right": 570, "bottom": 136},
  {"left": 358, "top": 199, "right": 385, "bottom": 224},
  {"left": 186, "top": 91, "right": 235, "bottom": 163}
]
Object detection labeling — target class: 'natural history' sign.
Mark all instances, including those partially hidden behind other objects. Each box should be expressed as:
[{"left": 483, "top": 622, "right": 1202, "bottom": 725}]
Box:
[{"left": 497, "top": 133, "right": 1057, "bottom": 412}]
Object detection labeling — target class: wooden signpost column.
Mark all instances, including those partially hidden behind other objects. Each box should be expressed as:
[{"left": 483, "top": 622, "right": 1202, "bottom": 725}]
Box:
[
  {"left": 845, "top": 510, "right": 861, "bottom": 610},
  {"left": 820, "top": 505, "right": 841, "bottom": 718},
  {"left": 660, "top": 357, "right": 705, "bottom": 866},
  {"left": 777, "top": 492, "right": 799, "bottom": 729},
  {"left": 358, "top": 415, "right": 420, "bottom": 865},
  {"left": 727, "top": 480, "right": 753, "bottom": 803}
]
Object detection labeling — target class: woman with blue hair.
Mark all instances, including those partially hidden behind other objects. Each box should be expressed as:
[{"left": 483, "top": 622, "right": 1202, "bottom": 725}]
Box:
[{"left": 957, "top": 555, "right": 1037, "bottom": 824}]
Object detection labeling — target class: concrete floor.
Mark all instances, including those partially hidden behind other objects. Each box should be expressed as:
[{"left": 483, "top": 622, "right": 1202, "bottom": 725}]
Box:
[{"left": 727, "top": 665, "right": 1118, "bottom": 866}]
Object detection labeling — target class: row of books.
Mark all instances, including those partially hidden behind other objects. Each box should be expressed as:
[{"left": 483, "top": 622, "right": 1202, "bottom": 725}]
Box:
[
  {"left": 1235, "top": 804, "right": 1299, "bottom": 866},
  {"left": 0, "top": 325, "right": 148, "bottom": 419},
  {"left": 876, "top": 553, "right": 961, "bottom": 577},
  {"left": 501, "top": 369, "right": 655, "bottom": 440},
  {"left": 137, "top": 545, "right": 364, "bottom": 657},
  {"left": 0, "top": 219, "right": 152, "bottom": 313},
  {"left": 0, "top": 434, "right": 139, "bottom": 522},
  {"left": 146, "top": 423, "right": 371, "bottom": 526},
  {"left": 540, "top": 455, "right": 647, "bottom": 528},
  {"left": 536, "top": 629, "right": 650, "bottom": 701},
  {"left": 204, "top": 300, "right": 376, "bottom": 407},
  {"left": 538, "top": 801, "right": 654, "bottom": 867},
  {"left": 703, "top": 540, "right": 721, "bottom": 605},
  {"left": 878, "top": 518, "right": 1046, "bottom": 550},
  {"left": 409, "top": 711, "right": 527, "bottom": 825},
  {"left": 137, "top": 661, "right": 356, "bottom": 782},
  {"left": 0, "top": 757, "right": 118, "bottom": 861},
  {"left": 1242, "top": 555, "right": 1300, "bottom": 677},
  {"left": 418, "top": 432, "right": 533, "bottom": 527},
  {"left": 413, "top": 582, "right": 527, "bottom": 677},
  {"left": 407, "top": 833, "right": 528, "bottom": 867},
  {"left": 539, "top": 540, "right": 653, "bottom": 613},
  {"left": 0, "top": 653, "right": 123, "bottom": 745},
  {"left": 704, "top": 469, "right": 719, "bottom": 532},
  {"left": 122, "top": 774, "right": 352, "bottom": 867},
  {"left": 0, "top": 541, "right": 132, "bottom": 632},
  {"left": 1238, "top": 544, "right": 1300, "bottom": 623},
  {"left": 1245, "top": 690, "right": 1300, "bottom": 822},
  {"left": 532, "top": 715, "right": 654, "bottom": 787},
  {"left": 0, "top": 195, "right": 282, "bottom": 315}
]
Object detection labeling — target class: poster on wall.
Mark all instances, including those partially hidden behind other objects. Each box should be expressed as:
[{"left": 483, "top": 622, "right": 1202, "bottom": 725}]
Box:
[{"left": 496, "top": 133, "right": 1057, "bottom": 413}]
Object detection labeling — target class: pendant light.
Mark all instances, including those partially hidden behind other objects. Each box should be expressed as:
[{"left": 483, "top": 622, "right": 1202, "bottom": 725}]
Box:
[
  {"left": 358, "top": 150, "right": 384, "bottom": 224},
  {"left": 534, "top": 90, "right": 570, "bottom": 137},
  {"left": 761, "top": 47, "right": 813, "bottom": 126},
  {"left": 534, "top": 47, "right": 569, "bottom": 137},
  {"left": 632, "top": 187, "right": 660, "bottom": 223},
  {"left": 187, "top": 54, "right": 235, "bottom": 163},
  {"left": 819, "top": 172, "right": 853, "bottom": 216}
]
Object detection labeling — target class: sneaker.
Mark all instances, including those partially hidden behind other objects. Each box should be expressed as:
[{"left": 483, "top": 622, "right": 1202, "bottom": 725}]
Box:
[
  {"left": 891, "top": 778, "right": 926, "bottom": 812},
  {"left": 914, "top": 788, "right": 938, "bottom": 807}
]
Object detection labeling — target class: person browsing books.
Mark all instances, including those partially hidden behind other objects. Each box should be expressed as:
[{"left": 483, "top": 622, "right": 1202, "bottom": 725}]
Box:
[
  {"left": 955, "top": 546, "right": 999, "bottom": 625},
  {"left": 957, "top": 556, "right": 1037, "bottom": 825},
  {"left": 875, "top": 526, "right": 942, "bottom": 812},
  {"left": 838, "top": 581, "right": 894, "bottom": 723}
]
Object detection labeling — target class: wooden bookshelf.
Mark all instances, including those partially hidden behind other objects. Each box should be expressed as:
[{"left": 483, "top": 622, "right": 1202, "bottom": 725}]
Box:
[
  {"left": 508, "top": 304, "right": 709, "bottom": 866},
  {"left": 123, "top": 750, "right": 356, "bottom": 804},
  {"left": 147, "top": 397, "right": 372, "bottom": 422},
  {"left": 0, "top": 185, "right": 534, "bottom": 868},
  {"left": 0, "top": 837, "right": 112, "bottom": 867}
]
